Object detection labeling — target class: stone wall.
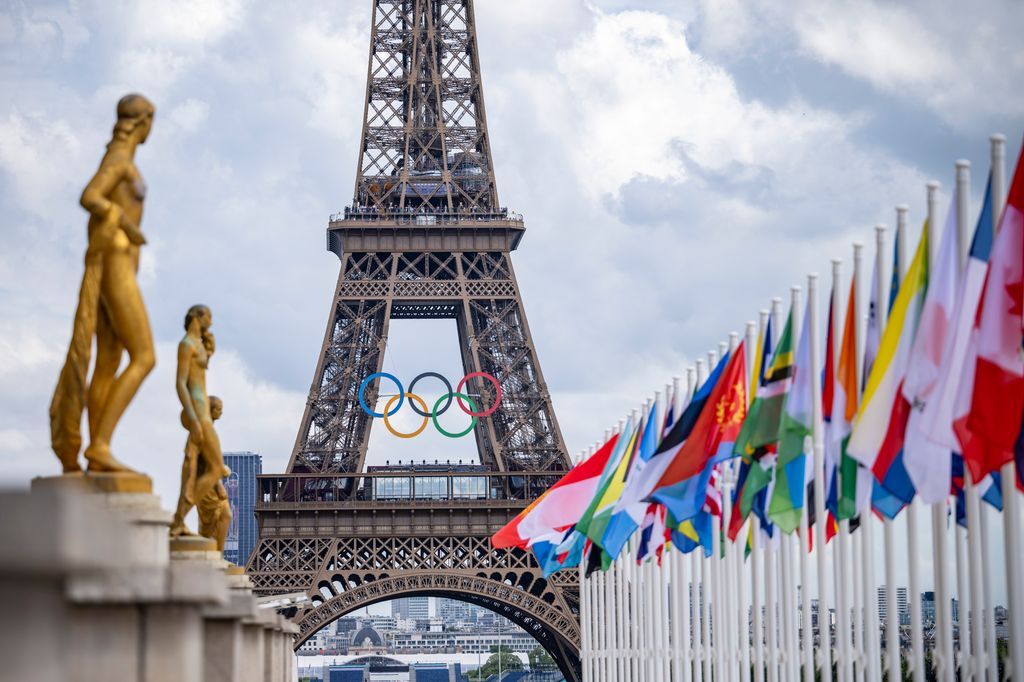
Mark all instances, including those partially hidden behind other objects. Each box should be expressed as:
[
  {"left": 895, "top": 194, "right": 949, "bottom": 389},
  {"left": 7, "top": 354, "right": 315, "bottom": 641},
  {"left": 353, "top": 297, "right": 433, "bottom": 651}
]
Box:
[{"left": 0, "top": 479, "right": 298, "bottom": 682}]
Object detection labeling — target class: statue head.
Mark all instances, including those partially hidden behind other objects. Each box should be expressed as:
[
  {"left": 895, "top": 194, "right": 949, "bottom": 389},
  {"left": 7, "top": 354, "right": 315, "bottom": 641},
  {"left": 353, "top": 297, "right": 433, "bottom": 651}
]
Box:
[
  {"left": 184, "top": 304, "right": 212, "bottom": 332},
  {"left": 209, "top": 396, "right": 223, "bottom": 421},
  {"left": 113, "top": 94, "right": 155, "bottom": 144}
]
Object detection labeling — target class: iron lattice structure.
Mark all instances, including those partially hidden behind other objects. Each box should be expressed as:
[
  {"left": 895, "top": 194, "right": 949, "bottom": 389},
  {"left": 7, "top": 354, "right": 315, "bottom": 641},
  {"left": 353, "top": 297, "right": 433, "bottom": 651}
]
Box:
[{"left": 247, "top": 2, "right": 580, "bottom": 679}]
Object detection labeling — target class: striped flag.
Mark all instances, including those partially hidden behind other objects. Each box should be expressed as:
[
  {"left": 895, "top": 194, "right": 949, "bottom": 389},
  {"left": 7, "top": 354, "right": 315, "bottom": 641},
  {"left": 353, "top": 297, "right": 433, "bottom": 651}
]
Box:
[
  {"left": 769, "top": 297, "right": 814, "bottom": 533},
  {"left": 957, "top": 142, "right": 1024, "bottom": 481},
  {"left": 602, "top": 400, "right": 660, "bottom": 559},
  {"left": 848, "top": 225, "right": 928, "bottom": 512},
  {"left": 903, "top": 192, "right": 962, "bottom": 503},
  {"left": 491, "top": 431, "right": 622, "bottom": 549},
  {"left": 830, "top": 281, "right": 870, "bottom": 520},
  {"left": 649, "top": 345, "right": 747, "bottom": 523},
  {"left": 737, "top": 310, "right": 795, "bottom": 520}
]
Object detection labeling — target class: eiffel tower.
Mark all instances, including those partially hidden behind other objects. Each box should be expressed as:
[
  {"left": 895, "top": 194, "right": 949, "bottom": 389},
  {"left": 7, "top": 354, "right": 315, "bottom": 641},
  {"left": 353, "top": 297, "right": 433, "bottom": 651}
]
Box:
[{"left": 246, "top": 1, "right": 580, "bottom": 678}]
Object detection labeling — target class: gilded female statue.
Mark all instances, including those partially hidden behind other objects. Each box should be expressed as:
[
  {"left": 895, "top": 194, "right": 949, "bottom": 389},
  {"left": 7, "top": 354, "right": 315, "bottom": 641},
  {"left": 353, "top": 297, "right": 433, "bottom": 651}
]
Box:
[
  {"left": 171, "top": 394, "right": 232, "bottom": 551},
  {"left": 49, "top": 94, "right": 156, "bottom": 474},
  {"left": 177, "top": 305, "right": 230, "bottom": 510}
]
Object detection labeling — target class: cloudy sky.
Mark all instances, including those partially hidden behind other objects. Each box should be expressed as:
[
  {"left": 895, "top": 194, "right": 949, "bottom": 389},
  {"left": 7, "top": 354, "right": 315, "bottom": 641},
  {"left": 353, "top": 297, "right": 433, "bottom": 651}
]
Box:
[{"left": 2, "top": 0, "right": 1023, "bottom": 604}]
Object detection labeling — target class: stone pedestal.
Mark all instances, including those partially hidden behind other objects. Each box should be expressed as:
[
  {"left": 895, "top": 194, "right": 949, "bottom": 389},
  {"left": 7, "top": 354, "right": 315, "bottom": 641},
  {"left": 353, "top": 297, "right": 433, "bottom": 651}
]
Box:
[{"left": 0, "top": 474, "right": 298, "bottom": 682}]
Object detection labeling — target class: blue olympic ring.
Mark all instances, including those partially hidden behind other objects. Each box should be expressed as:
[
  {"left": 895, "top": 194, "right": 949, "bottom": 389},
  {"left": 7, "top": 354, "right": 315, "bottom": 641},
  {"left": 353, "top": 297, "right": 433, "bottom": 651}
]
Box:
[{"left": 357, "top": 371, "right": 502, "bottom": 419}]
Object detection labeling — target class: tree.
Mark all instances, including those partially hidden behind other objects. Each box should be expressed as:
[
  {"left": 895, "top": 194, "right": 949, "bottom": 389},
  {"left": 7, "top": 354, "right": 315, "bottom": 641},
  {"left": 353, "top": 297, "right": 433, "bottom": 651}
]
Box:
[
  {"left": 467, "top": 647, "right": 524, "bottom": 680},
  {"left": 528, "top": 645, "right": 555, "bottom": 670}
]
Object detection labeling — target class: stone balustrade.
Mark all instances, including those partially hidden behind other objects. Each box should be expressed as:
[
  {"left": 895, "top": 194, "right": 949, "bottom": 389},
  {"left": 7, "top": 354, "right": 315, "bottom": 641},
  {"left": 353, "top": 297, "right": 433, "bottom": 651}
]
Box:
[{"left": 0, "top": 476, "right": 297, "bottom": 682}]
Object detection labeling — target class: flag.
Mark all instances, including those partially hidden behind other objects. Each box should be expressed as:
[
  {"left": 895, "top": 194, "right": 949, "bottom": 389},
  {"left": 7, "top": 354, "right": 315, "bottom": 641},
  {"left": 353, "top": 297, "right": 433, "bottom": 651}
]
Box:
[
  {"left": 903, "top": 191, "right": 961, "bottom": 503},
  {"left": 491, "top": 432, "right": 622, "bottom": 549},
  {"left": 602, "top": 401, "right": 660, "bottom": 558},
  {"left": 922, "top": 176, "right": 995, "bottom": 455},
  {"left": 864, "top": 252, "right": 882, "bottom": 382},
  {"left": 611, "top": 356, "right": 730, "bottom": 546},
  {"left": 736, "top": 312, "right": 795, "bottom": 455},
  {"left": 649, "top": 344, "right": 747, "bottom": 522},
  {"left": 737, "top": 310, "right": 795, "bottom": 519},
  {"left": 769, "top": 298, "right": 814, "bottom": 533},
  {"left": 577, "top": 421, "right": 641, "bottom": 558},
  {"left": 830, "top": 281, "right": 870, "bottom": 520},
  {"left": 729, "top": 317, "right": 773, "bottom": 541},
  {"left": 848, "top": 226, "right": 929, "bottom": 510},
  {"left": 957, "top": 145, "right": 1024, "bottom": 482}
]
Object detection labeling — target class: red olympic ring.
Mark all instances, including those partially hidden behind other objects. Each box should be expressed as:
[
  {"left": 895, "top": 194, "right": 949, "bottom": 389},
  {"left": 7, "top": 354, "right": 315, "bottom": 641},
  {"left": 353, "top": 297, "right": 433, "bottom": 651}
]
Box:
[{"left": 456, "top": 372, "right": 503, "bottom": 417}]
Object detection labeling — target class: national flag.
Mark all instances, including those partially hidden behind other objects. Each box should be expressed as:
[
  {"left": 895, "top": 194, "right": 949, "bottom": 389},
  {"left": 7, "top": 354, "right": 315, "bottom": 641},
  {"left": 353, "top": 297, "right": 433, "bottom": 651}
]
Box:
[
  {"left": 830, "top": 281, "right": 870, "bottom": 520},
  {"left": 649, "top": 344, "right": 747, "bottom": 522},
  {"left": 769, "top": 297, "right": 814, "bottom": 533},
  {"left": 611, "top": 355, "right": 730, "bottom": 548},
  {"left": 903, "top": 192, "right": 961, "bottom": 503},
  {"left": 957, "top": 144, "right": 1024, "bottom": 482},
  {"left": 491, "top": 431, "right": 622, "bottom": 549},
  {"left": 602, "top": 401, "right": 661, "bottom": 558},
  {"left": 848, "top": 225, "right": 929, "bottom": 510},
  {"left": 922, "top": 176, "right": 995, "bottom": 455},
  {"left": 729, "top": 317, "right": 773, "bottom": 541},
  {"left": 637, "top": 503, "right": 667, "bottom": 564},
  {"left": 577, "top": 421, "right": 642, "bottom": 558},
  {"left": 737, "top": 310, "right": 795, "bottom": 519},
  {"left": 864, "top": 252, "right": 882, "bottom": 382}
]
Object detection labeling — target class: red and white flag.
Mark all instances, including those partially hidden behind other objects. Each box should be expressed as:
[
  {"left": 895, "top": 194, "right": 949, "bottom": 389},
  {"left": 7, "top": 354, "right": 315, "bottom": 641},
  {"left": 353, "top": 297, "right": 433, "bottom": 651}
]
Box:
[{"left": 955, "top": 144, "right": 1024, "bottom": 482}]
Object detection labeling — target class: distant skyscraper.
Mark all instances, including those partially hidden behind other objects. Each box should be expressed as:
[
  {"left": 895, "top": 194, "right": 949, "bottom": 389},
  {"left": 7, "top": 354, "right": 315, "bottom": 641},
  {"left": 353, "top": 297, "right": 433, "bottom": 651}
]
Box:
[
  {"left": 223, "top": 451, "right": 262, "bottom": 566},
  {"left": 392, "top": 597, "right": 429, "bottom": 620},
  {"left": 878, "top": 586, "right": 889, "bottom": 620},
  {"left": 438, "top": 598, "right": 483, "bottom": 624},
  {"left": 922, "top": 591, "right": 936, "bottom": 624},
  {"left": 897, "top": 587, "right": 909, "bottom": 625}
]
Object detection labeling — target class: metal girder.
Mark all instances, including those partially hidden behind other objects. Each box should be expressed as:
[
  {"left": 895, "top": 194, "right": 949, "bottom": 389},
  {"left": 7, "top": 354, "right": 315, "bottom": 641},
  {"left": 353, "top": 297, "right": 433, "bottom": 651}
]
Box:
[{"left": 249, "top": 3, "right": 579, "bottom": 679}]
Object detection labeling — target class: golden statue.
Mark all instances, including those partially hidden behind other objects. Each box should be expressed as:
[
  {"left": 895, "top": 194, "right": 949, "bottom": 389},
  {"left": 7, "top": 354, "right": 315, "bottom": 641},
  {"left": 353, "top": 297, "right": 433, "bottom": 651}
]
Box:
[
  {"left": 49, "top": 94, "right": 156, "bottom": 476},
  {"left": 176, "top": 305, "right": 230, "bottom": 519},
  {"left": 171, "top": 394, "right": 232, "bottom": 551}
]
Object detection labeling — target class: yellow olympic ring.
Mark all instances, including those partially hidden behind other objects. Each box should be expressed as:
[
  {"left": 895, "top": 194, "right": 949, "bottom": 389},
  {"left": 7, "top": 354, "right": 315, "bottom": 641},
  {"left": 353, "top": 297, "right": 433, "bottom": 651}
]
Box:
[{"left": 381, "top": 392, "right": 429, "bottom": 439}]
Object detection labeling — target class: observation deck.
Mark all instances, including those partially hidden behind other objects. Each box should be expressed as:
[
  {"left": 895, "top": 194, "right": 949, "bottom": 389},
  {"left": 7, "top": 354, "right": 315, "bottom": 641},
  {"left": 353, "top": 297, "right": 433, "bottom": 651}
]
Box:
[{"left": 326, "top": 206, "right": 526, "bottom": 257}]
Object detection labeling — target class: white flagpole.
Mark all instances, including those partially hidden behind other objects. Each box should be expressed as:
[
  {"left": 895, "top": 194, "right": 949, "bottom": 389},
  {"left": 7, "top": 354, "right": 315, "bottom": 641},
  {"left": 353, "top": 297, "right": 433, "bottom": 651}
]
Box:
[
  {"left": 706, "top": 349, "right": 718, "bottom": 682},
  {"left": 832, "top": 257, "right": 853, "bottom": 682},
  {"left": 992, "top": 132, "right": 1024, "bottom": 682},
  {"left": 693, "top": 358, "right": 707, "bottom": 682},
  {"left": 851, "top": 242, "right": 870, "bottom": 682},
  {"left": 768, "top": 298, "right": 783, "bottom": 682},
  {"left": 920, "top": 179, "right": 955, "bottom": 682},
  {"left": 795, "top": 294, "right": 814, "bottom": 682},
  {"left": 784, "top": 286, "right": 803, "bottom": 682},
  {"left": 809, "top": 272, "right": 833, "bottom": 682},
  {"left": 753, "top": 309, "right": 770, "bottom": 682},
  {"left": 896, "top": 202, "right": 926, "bottom": 682},
  {"left": 956, "top": 159, "right": 989, "bottom": 682},
  {"left": 873, "top": 223, "right": 901, "bottom": 682},
  {"left": 685, "top": 367, "right": 697, "bottom": 682},
  {"left": 740, "top": 321, "right": 757, "bottom": 682}
]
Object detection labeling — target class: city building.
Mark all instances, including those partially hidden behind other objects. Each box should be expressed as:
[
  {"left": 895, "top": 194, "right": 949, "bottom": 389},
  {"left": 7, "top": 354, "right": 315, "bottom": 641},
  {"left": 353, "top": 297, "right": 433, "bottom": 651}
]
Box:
[
  {"left": 390, "top": 630, "right": 537, "bottom": 654},
  {"left": 922, "top": 591, "right": 936, "bottom": 624},
  {"left": 392, "top": 597, "right": 430, "bottom": 621},
  {"left": 438, "top": 598, "right": 485, "bottom": 626},
  {"left": 878, "top": 586, "right": 889, "bottom": 621},
  {"left": 897, "top": 587, "right": 909, "bottom": 625},
  {"left": 222, "top": 451, "right": 262, "bottom": 566}
]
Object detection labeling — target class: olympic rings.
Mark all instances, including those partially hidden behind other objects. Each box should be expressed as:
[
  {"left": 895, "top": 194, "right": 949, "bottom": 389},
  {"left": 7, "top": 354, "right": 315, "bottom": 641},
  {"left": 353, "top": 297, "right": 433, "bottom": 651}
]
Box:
[
  {"left": 432, "top": 393, "right": 478, "bottom": 439},
  {"left": 382, "top": 393, "right": 430, "bottom": 439},
  {"left": 357, "top": 371, "right": 502, "bottom": 438},
  {"left": 456, "top": 372, "right": 503, "bottom": 417},
  {"left": 407, "top": 372, "right": 453, "bottom": 417},
  {"left": 359, "top": 372, "right": 404, "bottom": 418}
]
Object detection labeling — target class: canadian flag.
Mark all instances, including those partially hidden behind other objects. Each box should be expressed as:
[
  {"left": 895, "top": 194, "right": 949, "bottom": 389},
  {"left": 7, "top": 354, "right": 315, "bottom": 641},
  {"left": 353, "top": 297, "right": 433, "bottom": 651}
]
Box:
[{"left": 955, "top": 142, "right": 1024, "bottom": 482}]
